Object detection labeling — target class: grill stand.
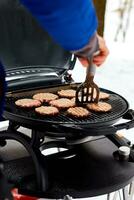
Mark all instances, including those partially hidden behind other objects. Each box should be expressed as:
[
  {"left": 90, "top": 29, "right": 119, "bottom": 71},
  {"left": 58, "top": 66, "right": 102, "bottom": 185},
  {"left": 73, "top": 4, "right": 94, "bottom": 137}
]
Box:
[
  {"left": 0, "top": 119, "right": 134, "bottom": 199},
  {"left": 0, "top": 122, "right": 48, "bottom": 192}
]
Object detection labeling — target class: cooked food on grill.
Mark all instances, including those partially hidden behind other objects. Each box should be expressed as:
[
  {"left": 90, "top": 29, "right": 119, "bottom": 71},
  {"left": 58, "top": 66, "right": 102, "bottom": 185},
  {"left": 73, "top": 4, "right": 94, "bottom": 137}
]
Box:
[
  {"left": 71, "top": 91, "right": 110, "bottom": 104},
  {"left": 15, "top": 98, "right": 41, "bottom": 108},
  {"left": 33, "top": 92, "right": 58, "bottom": 103},
  {"left": 35, "top": 106, "right": 59, "bottom": 116},
  {"left": 58, "top": 89, "right": 76, "bottom": 98},
  {"left": 67, "top": 107, "right": 91, "bottom": 118},
  {"left": 99, "top": 92, "right": 110, "bottom": 100},
  {"left": 87, "top": 102, "right": 112, "bottom": 112},
  {"left": 93, "top": 90, "right": 110, "bottom": 100},
  {"left": 71, "top": 97, "right": 76, "bottom": 104},
  {"left": 49, "top": 98, "right": 75, "bottom": 109}
]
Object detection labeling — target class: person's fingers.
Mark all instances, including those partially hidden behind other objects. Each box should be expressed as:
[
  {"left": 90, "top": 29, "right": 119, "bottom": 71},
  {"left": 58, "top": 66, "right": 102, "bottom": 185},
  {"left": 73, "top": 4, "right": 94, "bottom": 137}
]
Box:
[
  {"left": 93, "top": 47, "right": 109, "bottom": 66},
  {"left": 78, "top": 57, "right": 89, "bottom": 67},
  {"left": 93, "top": 56, "right": 107, "bottom": 66},
  {"left": 98, "top": 37, "right": 109, "bottom": 53},
  {"left": 79, "top": 55, "right": 106, "bottom": 67},
  {"left": 93, "top": 59, "right": 106, "bottom": 66}
]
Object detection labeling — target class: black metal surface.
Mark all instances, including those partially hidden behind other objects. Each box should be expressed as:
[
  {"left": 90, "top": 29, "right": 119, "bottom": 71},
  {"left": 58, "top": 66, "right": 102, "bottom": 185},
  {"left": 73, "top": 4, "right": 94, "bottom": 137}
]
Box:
[
  {"left": 0, "top": 0, "right": 73, "bottom": 70},
  {"left": 4, "top": 83, "right": 129, "bottom": 133},
  {"left": 9, "top": 137, "right": 134, "bottom": 199},
  {"left": 0, "top": 130, "right": 48, "bottom": 192},
  {"left": 6, "top": 67, "right": 62, "bottom": 92},
  {"left": 0, "top": 157, "right": 13, "bottom": 200}
]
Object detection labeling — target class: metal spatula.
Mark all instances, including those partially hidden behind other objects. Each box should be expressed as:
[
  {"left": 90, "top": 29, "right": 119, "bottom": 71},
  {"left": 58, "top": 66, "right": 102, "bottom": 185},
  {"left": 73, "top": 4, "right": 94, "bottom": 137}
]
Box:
[{"left": 75, "top": 57, "right": 100, "bottom": 105}]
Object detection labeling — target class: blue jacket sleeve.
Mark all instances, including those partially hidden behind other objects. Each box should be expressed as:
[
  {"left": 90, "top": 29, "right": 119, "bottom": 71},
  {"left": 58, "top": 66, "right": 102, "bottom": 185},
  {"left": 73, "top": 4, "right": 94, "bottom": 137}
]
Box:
[
  {"left": 20, "top": 0, "right": 98, "bottom": 51},
  {"left": 0, "top": 62, "right": 6, "bottom": 120}
]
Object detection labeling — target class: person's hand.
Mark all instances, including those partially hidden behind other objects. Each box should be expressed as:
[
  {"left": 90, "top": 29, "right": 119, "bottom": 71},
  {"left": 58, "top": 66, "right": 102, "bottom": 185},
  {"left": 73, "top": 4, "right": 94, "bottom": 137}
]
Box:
[
  {"left": 78, "top": 34, "right": 109, "bottom": 67},
  {"left": 93, "top": 34, "right": 109, "bottom": 66}
]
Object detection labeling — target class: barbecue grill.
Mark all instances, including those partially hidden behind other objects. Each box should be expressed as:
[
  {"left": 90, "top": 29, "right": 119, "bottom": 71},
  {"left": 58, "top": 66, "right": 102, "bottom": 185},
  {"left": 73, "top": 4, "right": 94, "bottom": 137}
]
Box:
[
  {"left": 4, "top": 83, "right": 134, "bottom": 137},
  {"left": 0, "top": 1, "right": 134, "bottom": 200}
]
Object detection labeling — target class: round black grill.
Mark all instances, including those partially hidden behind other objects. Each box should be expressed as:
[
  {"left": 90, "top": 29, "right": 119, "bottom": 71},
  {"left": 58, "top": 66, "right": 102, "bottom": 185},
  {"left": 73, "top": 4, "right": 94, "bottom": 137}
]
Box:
[{"left": 4, "top": 85, "right": 129, "bottom": 128}]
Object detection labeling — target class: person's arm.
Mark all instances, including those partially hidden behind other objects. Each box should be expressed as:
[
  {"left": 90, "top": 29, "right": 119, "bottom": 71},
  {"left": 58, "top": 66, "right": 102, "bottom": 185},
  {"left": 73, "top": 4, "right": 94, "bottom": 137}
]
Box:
[
  {"left": 20, "top": 0, "right": 97, "bottom": 50},
  {"left": 20, "top": 0, "right": 109, "bottom": 66}
]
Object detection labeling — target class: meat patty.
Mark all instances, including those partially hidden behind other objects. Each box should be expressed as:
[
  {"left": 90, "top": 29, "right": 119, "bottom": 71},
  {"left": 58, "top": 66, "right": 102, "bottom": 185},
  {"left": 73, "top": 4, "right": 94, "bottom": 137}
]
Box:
[
  {"left": 87, "top": 102, "right": 112, "bottom": 112},
  {"left": 49, "top": 98, "right": 75, "bottom": 109},
  {"left": 15, "top": 98, "right": 41, "bottom": 108},
  {"left": 57, "top": 89, "right": 76, "bottom": 98},
  {"left": 67, "top": 107, "right": 90, "bottom": 118},
  {"left": 71, "top": 97, "right": 76, "bottom": 104},
  {"left": 99, "top": 92, "right": 110, "bottom": 100},
  {"left": 93, "top": 91, "right": 110, "bottom": 100},
  {"left": 71, "top": 91, "right": 110, "bottom": 105},
  {"left": 35, "top": 106, "right": 59, "bottom": 116},
  {"left": 33, "top": 92, "right": 58, "bottom": 102}
]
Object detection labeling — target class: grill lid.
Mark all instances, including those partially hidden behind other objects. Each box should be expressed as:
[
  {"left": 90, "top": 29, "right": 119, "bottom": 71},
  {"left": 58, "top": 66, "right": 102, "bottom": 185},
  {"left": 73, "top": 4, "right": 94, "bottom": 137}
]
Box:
[{"left": 0, "top": 0, "right": 76, "bottom": 91}]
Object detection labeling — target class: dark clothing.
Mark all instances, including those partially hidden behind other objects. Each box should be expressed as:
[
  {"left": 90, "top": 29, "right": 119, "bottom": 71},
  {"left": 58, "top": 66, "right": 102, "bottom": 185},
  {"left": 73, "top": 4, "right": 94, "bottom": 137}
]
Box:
[{"left": 0, "top": 62, "right": 6, "bottom": 120}]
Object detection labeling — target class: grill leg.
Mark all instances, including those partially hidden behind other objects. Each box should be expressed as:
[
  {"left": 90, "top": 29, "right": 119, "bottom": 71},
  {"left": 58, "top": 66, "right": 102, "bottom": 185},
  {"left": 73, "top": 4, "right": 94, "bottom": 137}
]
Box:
[
  {"left": 119, "top": 190, "right": 122, "bottom": 200},
  {"left": 122, "top": 182, "right": 134, "bottom": 200},
  {"left": 107, "top": 189, "right": 124, "bottom": 200},
  {"left": 107, "top": 193, "right": 111, "bottom": 200},
  {"left": 113, "top": 191, "right": 120, "bottom": 200},
  {"left": 129, "top": 181, "right": 134, "bottom": 198}
]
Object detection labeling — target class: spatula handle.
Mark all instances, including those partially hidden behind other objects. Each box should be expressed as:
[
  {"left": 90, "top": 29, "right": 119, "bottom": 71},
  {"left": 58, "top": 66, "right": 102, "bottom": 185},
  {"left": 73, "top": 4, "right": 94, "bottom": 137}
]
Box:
[
  {"left": 86, "top": 57, "right": 96, "bottom": 80},
  {"left": 86, "top": 48, "right": 100, "bottom": 79},
  {"left": 88, "top": 59, "right": 96, "bottom": 75}
]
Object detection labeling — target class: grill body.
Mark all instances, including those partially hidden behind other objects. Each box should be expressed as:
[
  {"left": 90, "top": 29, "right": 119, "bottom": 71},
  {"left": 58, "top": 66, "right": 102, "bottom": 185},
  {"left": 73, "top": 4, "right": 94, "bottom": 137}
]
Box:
[{"left": 4, "top": 83, "right": 130, "bottom": 137}]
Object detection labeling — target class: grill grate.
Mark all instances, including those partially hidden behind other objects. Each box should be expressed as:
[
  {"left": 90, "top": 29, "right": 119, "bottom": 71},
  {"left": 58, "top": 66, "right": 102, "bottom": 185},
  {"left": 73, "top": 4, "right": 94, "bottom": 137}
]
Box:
[{"left": 5, "top": 85, "right": 129, "bottom": 127}]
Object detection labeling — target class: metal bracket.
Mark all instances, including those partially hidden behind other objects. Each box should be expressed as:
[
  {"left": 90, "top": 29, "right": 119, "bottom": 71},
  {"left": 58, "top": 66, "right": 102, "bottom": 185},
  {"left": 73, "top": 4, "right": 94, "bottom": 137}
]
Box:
[{"left": 63, "top": 195, "right": 73, "bottom": 200}]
